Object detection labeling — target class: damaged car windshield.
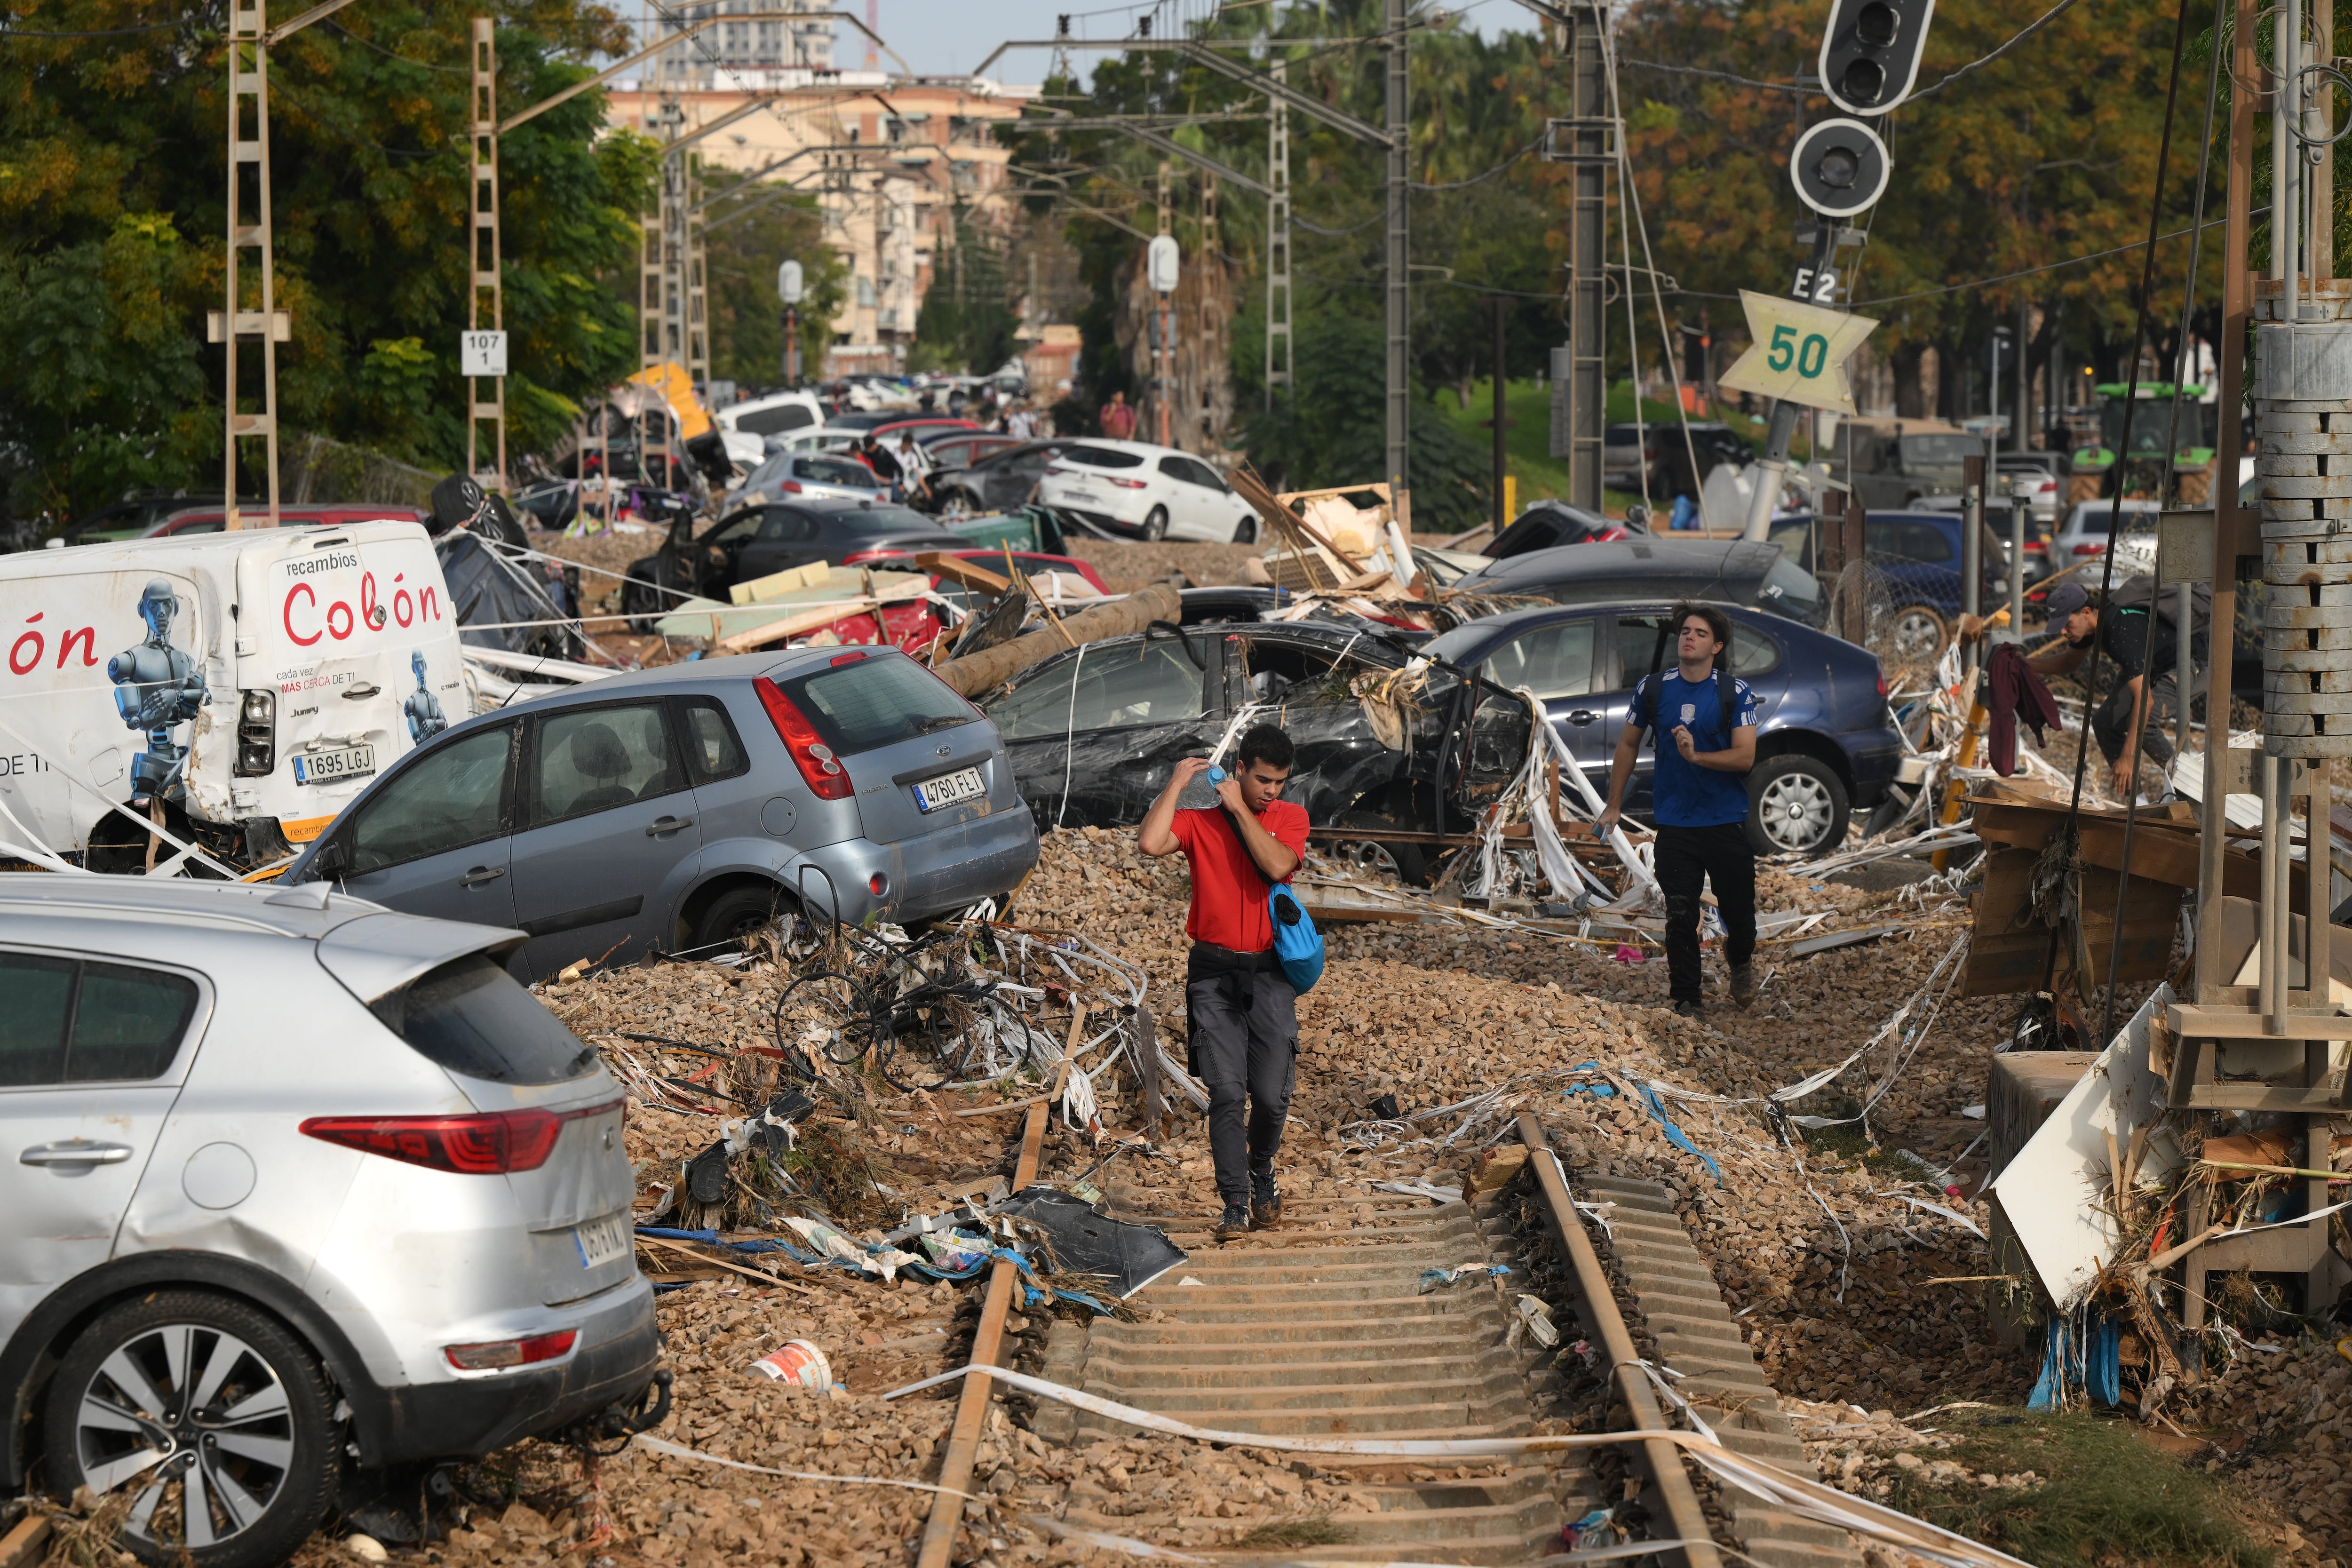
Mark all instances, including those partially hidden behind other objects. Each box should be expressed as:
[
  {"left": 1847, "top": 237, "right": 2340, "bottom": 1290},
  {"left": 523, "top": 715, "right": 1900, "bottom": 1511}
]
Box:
[{"left": 369, "top": 954, "right": 598, "bottom": 1084}]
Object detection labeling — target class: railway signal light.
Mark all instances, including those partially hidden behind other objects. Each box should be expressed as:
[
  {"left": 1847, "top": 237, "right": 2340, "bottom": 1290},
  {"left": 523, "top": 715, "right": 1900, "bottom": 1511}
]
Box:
[
  {"left": 1818, "top": 0, "right": 1936, "bottom": 116},
  {"left": 1790, "top": 118, "right": 1891, "bottom": 218}
]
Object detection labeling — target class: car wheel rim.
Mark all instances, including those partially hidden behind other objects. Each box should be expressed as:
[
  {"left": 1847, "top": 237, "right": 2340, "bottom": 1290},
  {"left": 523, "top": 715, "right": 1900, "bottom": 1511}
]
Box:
[
  {"left": 1335, "top": 838, "right": 1402, "bottom": 878},
  {"left": 1758, "top": 772, "right": 1836, "bottom": 853},
  {"left": 1891, "top": 612, "right": 1940, "bottom": 659},
  {"left": 73, "top": 1324, "right": 295, "bottom": 1551}
]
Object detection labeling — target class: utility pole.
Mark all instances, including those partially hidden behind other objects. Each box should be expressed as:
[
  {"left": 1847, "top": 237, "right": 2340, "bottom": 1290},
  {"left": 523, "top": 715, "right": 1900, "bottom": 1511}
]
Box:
[
  {"left": 1200, "top": 171, "right": 1219, "bottom": 448},
  {"left": 468, "top": 17, "right": 507, "bottom": 492},
  {"left": 1265, "top": 58, "right": 1294, "bottom": 410},
  {"left": 1384, "top": 0, "right": 1410, "bottom": 520},
  {"left": 1157, "top": 160, "right": 1172, "bottom": 448},
  {"left": 1565, "top": 0, "right": 1605, "bottom": 511},
  {"left": 220, "top": 0, "right": 285, "bottom": 530},
  {"left": 1489, "top": 297, "right": 1509, "bottom": 530}
]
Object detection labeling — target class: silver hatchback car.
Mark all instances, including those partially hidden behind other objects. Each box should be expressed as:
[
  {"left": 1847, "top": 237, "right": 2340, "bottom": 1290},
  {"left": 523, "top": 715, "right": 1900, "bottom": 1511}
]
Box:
[
  {"left": 282, "top": 647, "right": 1039, "bottom": 980},
  {"left": 0, "top": 876, "right": 661, "bottom": 1567}
]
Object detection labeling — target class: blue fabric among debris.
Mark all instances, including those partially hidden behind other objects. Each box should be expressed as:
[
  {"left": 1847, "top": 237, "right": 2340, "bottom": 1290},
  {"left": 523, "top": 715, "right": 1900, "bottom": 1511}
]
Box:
[
  {"left": 2028, "top": 1314, "right": 2121, "bottom": 1410},
  {"left": 1562, "top": 1064, "right": 1724, "bottom": 1186}
]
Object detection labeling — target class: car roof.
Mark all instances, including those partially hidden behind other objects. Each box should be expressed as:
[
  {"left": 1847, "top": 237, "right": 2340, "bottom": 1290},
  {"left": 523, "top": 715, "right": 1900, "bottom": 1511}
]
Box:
[
  {"left": 1459, "top": 536, "right": 1778, "bottom": 585},
  {"left": 0, "top": 871, "right": 383, "bottom": 943},
  {"left": 1059, "top": 438, "right": 1189, "bottom": 460}
]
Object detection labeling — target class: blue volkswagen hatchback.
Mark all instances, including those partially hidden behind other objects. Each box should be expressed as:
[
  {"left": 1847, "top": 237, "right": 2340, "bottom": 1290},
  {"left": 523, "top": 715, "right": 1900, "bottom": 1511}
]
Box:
[{"left": 1421, "top": 601, "right": 1905, "bottom": 855}]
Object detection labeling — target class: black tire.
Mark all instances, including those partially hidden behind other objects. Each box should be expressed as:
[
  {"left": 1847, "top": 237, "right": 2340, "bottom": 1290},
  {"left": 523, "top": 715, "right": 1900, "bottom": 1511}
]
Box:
[
  {"left": 44, "top": 1290, "right": 338, "bottom": 1568},
  {"left": 1887, "top": 604, "right": 1948, "bottom": 662},
  {"left": 1745, "top": 753, "right": 1851, "bottom": 857},
  {"left": 1231, "top": 514, "right": 1258, "bottom": 545},
  {"left": 1334, "top": 809, "right": 1431, "bottom": 887},
  {"left": 1140, "top": 506, "right": 1169, "bottom": 542},
  {"left": 620, "top": 553, "right": 672, "bottom": 633},
  {"left": 690, "top": 883, "right": 785, "bottom": 953}
]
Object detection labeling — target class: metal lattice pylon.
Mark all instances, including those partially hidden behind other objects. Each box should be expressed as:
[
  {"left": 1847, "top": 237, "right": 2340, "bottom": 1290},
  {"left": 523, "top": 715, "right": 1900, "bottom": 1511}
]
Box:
[
  {"left": 221, "top": 0, "right": 284, "bottom": 529},
  {"left": 469, "top": 16, "right": 507, "bottom": 491},
  {"left": 1264, "top": 57, "right": 1293, "bottom": 410}
]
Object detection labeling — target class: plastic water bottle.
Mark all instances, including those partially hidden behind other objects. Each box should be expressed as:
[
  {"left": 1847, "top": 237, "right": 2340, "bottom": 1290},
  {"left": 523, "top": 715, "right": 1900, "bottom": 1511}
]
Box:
[{"left": 1207, "top": 765, "right": 1226, "bottom": 785}]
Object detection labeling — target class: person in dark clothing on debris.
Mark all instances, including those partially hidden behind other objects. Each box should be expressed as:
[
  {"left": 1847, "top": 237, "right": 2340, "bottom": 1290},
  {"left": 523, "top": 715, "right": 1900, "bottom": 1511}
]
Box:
[
  {"left": 859, "top": 433, "right": 902, "bottom": 493},
  {"left": 1138, "top": 725, "right": 1311, "bottom": 1243},
  {"left": 1593, "top": 603, "right": 1759, "bottom": 1019},
  {"left": 2029, "top": 577, "right": 2195, "bottom": 798}
]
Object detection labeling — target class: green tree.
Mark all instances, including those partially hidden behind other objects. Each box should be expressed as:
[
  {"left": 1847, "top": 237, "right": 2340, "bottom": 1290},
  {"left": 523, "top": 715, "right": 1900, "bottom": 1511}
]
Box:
[
  {"left": 0, "top": 0, "right": 651, "bottom": 524},
  {"left": 701, "top": 171, "right": 848, "bottom": 389}
]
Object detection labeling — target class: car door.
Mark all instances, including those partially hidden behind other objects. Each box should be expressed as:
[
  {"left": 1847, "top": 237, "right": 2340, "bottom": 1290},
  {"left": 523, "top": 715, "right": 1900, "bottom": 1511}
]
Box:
[
  {"left": 0, "top": 952, "right": 202, "bottom": 1346},
  {"left": 1156, "top": 456, "right": 1222, "bottom": 539},
  {"left": 751, "top": 506, "right": 830, "bottom": 580},
  {"left": 506, "top": 700, "right": 702, "bottom": 979},
  {"left": 333, "top": 720, "right": 521, "bottom": 928},
  {"left": 983, "top": 629, "right": 1224, "bottom": 826},
  {"left": 1478, "top": 617, "right": 1608, "bottom": 794}
]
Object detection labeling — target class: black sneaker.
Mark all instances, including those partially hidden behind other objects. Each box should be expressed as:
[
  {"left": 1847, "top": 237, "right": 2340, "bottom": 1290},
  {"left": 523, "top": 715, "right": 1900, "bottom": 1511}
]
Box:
[
  {"left": 1729, "top": 965, "right": 1755, "bottom": 1010},
  {"left": 1251, "top": 1191, "right": 1283, "bottom": 1231},
  {"left": 1672, "top": 999, "right": 1703, "bottom": 1019},
  {"left": 1214, "top": 1204, "right": 1251, "bottom": 1242}
]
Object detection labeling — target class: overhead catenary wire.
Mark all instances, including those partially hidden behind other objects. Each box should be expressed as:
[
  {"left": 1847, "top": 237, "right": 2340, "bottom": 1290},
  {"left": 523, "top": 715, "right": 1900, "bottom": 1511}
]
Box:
[{"left": 1621, "top": 0, "right": 2091, "bottom": 102}]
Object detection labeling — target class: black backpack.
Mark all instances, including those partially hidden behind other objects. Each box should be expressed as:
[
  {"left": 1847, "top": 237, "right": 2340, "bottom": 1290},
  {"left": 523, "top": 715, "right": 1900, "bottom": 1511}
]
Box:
[{"left": 1633, "top": 621, "right": 1743, "bottom": 758}]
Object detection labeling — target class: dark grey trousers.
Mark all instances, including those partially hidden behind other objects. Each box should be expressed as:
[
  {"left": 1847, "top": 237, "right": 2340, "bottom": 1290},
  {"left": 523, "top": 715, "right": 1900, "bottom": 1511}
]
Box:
[{"left": 1186, "top": 966, "right": 1298, "bottom": 1208}]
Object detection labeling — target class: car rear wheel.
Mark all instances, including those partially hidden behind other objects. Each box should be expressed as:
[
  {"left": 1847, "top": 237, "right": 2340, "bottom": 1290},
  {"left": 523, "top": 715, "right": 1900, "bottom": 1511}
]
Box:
[
  {"left": 1745, "top": 754, "right": 1850, "bottom": 857},
  {"left": 44, "top": 1291, "right": 337, "bottom": 1568},
  {"left": 1231, "top": 514, "right": 1258, "bottom": 545},
  {"left": 1887, "top": 605, "right": 1948, "bottom": 662},
  {"left": 689, "top": 883, "right": 787, "bottom": 954},
  {"left": 1140, "top": 506, "right": 1169, "bottom": 542},
  {"left": 1334, "top": 810, "right": 1430, "bottom": 887}
]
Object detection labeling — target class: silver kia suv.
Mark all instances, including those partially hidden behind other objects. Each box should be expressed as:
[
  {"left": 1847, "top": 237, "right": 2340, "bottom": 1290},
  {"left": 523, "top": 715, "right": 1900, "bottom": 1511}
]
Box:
[{"left": 0, "top": 875, "right": 662, "bottom": 1567}]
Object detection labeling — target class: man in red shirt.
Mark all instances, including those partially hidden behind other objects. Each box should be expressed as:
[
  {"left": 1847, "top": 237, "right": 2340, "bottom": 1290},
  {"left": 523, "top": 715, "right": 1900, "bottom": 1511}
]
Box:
[
  {"left": 1138, "top": 725, "right": 1310, "bottom": 1242},
  {"left": 1099, "top": 390, "right": 1138, "bottom": 441}
]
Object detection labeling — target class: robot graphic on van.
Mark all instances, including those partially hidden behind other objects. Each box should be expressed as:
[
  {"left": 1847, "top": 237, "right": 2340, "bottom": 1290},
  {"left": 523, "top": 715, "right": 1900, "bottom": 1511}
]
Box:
[
  {"left": 106, "top": 578, "right": 206, "bottom": 804},
  {"left": 404, "top": 649, "right": 448, "bottom": 742}
]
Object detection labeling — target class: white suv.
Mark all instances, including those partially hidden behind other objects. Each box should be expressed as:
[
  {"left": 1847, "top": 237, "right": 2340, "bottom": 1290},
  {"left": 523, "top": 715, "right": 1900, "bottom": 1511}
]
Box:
[
  {"left": 0, "top": 876, "right": 662, "bottom": 1566},
  {"left": 1033, "top": 439, "right": 1259, "bottom": 542}
]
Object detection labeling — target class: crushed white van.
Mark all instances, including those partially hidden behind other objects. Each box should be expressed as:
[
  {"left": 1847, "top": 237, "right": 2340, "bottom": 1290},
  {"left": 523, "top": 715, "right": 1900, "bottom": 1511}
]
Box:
[{"left": 0, "top": 520, "right": 472, "bottom": 873}]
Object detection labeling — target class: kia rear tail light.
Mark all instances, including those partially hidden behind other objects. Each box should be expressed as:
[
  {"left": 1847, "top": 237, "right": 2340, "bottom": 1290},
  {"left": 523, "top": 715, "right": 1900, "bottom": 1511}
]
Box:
[
  {"left": 445, "top": 1330, "right": 578, "bottom": 1371},
  {"left": 755, "top": 677, "right": 854, "bottom": 800},
  {"left": 302, "top": 1109, "right": 565, "bottom": 1174}
]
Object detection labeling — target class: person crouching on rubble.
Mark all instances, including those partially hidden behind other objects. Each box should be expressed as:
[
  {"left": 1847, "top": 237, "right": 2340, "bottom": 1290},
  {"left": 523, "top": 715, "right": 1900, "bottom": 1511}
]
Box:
[
  {"left": 2027, "top": 577, "right": 2190, "bottom": 801},
  {"left": 1593, "top": 603, "right": 1759, "bottom": 1019},
  {"left": 1138, "top": 725, "right": 1311, "bottom": 1243}
]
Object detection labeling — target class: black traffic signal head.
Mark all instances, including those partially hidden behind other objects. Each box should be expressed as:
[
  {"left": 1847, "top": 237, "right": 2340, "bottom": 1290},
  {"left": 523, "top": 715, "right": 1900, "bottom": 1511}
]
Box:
[
  {"left": 1819, "top": 0, "right": 1937, "bottom": 116},
  {"left": 1790, "top": 118, "right": 1891, "bottom": 217}
]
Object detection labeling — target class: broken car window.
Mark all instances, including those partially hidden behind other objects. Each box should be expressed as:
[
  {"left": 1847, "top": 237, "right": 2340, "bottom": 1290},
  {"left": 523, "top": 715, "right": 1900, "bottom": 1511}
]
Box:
[{"left": 348, "top": 723, "right": 514, "bottom": 874}]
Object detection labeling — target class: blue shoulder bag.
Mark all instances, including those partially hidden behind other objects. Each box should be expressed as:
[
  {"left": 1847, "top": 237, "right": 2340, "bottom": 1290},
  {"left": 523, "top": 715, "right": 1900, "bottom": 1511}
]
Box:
[{"left": 1209, "top": 771, "right": 1324, "bottom": 993}]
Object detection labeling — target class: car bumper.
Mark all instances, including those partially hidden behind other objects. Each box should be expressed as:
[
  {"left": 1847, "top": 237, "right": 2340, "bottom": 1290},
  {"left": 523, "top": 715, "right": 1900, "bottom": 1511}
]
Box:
[
  {"left": 358, "top": 1278, "right": 661, "bottom": 1465},
  {"left": 795, "top": 808, "right": 1040, "bottom": 925}
]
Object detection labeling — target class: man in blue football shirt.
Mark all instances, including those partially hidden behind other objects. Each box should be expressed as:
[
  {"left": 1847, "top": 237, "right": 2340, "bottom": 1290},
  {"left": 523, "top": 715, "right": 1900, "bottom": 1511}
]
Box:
[{"left": 1593, "top": 603, "right": 1759, "bottom": 1018}]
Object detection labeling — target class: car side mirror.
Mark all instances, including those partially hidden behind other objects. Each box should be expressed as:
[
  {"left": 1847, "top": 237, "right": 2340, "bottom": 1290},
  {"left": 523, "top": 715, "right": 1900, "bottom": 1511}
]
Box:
[{"left": 310, "top": 837, "right": 350, "bottom": 877}]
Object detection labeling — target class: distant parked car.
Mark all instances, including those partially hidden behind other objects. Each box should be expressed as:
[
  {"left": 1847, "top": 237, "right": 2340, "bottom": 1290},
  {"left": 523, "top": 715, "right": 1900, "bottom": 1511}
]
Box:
[
  {"left": 0, "top": 874, "right": 664, "bottom": 1568},
  {"left": 1033, "top": 440, "right": 1260, "bottom": 542},
  {"left": 1767, "top": 510, "right": 2009, "bottom": 660},
  {"left": 622, "top": 496, "right": 967, "bottom": 615},
  {"left": 284, "top": 648, "right": 1039, "bottom": 974},
  {"left": 926, "top": 440, "right": 1078, "bottom": 516},
  {"left": 1829, "top": 419, "right": 1984, "bottom": 509},
  {"left": 2051, "top": 497, "right": 2163, "bottom": 564},
  {"left": 1423, "top": 600, "right": 1902, "bottom": 855},
  {"left": 1450, "top": 537, "right": 1827, "bottom": 630},
  {"left": 55, "top": 491, "right": 236, "bottom": 548},
  {"left": 732, "top": 451, "right": 885, "bottom": 506},
  {"left": 1602, "top": 421, "right": 1756, "bottom": 499},
  {"left": 977, "top": 619, "right": 1528, "bottom": 882}
]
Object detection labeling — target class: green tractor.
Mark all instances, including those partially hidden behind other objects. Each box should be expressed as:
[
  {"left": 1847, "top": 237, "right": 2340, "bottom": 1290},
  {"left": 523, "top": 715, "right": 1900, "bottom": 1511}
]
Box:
[{"left": 2068, "top": 383, "right": 2221, "bottom": 506}]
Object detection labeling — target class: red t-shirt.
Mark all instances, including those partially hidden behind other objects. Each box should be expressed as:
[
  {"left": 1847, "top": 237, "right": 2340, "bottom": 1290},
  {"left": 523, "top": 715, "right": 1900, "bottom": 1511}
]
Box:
[{"left": 1170, "top": 801, "right": 1310, "bottom": 952}]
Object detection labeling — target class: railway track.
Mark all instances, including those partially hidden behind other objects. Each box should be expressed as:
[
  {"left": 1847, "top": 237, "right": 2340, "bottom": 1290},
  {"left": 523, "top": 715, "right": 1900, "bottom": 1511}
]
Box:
[{"left": 914, "top": 1105, "right": 1862, "bottom": 1568}]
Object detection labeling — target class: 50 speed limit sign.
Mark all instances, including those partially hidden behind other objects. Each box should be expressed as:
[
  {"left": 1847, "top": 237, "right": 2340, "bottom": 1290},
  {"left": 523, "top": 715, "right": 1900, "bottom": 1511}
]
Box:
[{"left": 1716, "top": 291, "right": 1878, "bottom": 416}]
